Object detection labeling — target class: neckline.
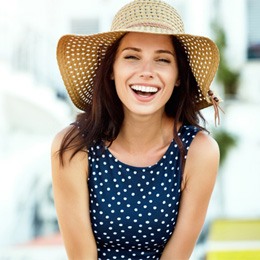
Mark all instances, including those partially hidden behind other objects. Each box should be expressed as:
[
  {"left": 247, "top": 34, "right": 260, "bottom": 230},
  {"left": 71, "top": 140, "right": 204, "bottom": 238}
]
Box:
[
  {"left": 105, "top": 139, "right": 176, "bottom": 170},
  {"left": 104, "top": 124, "right": 185, "bottom": 170}
]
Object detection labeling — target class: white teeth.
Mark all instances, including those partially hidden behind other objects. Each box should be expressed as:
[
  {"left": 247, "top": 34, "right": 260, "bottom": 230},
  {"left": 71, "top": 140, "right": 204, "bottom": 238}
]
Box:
[{"left": 131, "top": 85, "right": 158, "bottom": 93}]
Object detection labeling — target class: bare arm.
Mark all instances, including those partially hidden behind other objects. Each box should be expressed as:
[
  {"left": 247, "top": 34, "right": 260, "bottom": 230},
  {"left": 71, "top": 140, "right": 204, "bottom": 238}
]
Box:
[
  {"left": 51, "top": 127, "right": 97, "bottom": 260},
  {"left": 160, "top": 131, "right": 219, "bottom": 260}
]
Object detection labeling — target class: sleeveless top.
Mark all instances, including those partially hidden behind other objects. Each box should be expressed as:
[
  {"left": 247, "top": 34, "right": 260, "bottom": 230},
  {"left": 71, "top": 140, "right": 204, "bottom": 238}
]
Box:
[{"left": 88, "top": 125, "right": 200, "bottom": 260}]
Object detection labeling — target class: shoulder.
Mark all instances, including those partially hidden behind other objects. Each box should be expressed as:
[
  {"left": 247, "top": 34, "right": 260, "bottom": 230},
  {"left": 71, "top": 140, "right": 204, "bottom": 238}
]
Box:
[
  {"left": 189, "top": 130, "right": 219, "bottom": 160},
  {"left": 51, "top": 126, "right": 73, "bottom": 153},
  {"left": 179, "top": 125, "right": 218, "bottom": 153},
  {"left": 180, "top": 124, "right": 219, "bottom": 160},
  {"left": 51, "top": 125, "right": 88, "bottom": 168},
  {"left": 51, "top": 126, "right": 76, "bottom": 162},
  {"left": 182, "top": 130, "right": 219, "bottom": 189}
]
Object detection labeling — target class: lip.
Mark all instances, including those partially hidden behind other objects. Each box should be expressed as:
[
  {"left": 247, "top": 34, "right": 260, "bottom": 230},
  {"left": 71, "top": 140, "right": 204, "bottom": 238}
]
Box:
[{"left": 129, "top": 84, "right": 161, "bottom": 102}]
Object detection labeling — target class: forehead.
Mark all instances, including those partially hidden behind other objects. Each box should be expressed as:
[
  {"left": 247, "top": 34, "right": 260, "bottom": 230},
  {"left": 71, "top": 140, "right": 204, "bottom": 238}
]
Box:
[{"left": 118, "top": 32, "right": 174, "bottom": 51}]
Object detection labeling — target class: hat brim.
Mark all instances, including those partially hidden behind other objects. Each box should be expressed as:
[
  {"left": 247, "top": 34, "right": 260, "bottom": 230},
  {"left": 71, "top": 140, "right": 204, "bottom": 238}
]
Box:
[{"left": 57, "top": 30, "right": 219, "bottom": 111}]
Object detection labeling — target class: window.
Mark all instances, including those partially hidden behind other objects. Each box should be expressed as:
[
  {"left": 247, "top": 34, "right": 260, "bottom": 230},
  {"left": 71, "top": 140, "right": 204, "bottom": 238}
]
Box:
[{"left": 247, "top": 0, "right": 260, "bottom": 59}]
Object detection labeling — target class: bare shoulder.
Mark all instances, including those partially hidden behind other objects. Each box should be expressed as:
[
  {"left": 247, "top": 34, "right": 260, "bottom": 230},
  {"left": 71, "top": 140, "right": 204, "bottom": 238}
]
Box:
[
  {"left": 183, "top": 130, "right": 219, "bottom": 187},
  {"left": 51, "top": 125, "right": 74, "bottom": 155},
  {"left": 189, "top": 130, "right": 219, "bottom": 160},
  {"left": 51, "top": 125, "right": 88, "bottom": 173}
]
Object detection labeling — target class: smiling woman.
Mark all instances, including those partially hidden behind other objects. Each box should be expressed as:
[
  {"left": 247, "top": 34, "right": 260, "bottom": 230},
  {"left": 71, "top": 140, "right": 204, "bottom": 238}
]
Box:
[
  {"left": 112, "top": 33, "right": 178, "bottom": 116},
  {"left": 52, "top": 0, "right": 221, "bottom": 259}
]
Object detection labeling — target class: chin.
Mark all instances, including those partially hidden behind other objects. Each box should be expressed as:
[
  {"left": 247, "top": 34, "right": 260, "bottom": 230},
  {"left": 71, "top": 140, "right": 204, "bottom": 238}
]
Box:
[{"left": 124, "top": 105, "right": 164, "bottom": 117}]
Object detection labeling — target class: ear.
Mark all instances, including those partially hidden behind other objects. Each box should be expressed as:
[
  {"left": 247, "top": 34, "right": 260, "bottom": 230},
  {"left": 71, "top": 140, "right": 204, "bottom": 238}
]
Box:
[{"left": 175, "top": 79, "right": 180, "bottom": 87}]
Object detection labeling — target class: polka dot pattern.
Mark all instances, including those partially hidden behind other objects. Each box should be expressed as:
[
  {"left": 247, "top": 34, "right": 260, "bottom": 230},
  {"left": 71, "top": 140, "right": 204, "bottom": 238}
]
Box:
[{"left": 88, "top": 125, "right": 200, "bottom": 259}]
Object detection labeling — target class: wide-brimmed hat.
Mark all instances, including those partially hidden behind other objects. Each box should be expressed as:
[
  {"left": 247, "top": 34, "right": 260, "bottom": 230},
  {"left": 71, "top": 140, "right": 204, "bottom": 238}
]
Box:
[{"left": 57, "top": 0, "right": 220, "bottom": 111}]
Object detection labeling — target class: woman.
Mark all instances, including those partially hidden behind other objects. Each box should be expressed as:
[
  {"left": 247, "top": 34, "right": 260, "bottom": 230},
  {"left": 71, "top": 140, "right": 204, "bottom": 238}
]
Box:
[{"left": 52, "top": 0, "right": 221, "bottom": 259}]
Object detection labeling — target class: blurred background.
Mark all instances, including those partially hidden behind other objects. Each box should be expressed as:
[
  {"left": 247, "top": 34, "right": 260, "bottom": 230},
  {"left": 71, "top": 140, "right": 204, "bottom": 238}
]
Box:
[{"left": 0, "top": 0, "right": 260, "bottom": 259}]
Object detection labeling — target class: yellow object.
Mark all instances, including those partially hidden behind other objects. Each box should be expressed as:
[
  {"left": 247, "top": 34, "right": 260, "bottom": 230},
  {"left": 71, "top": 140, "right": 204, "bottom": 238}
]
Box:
[
  {"left": 207, "top": 250, "right": 260, "bottom": 260},
  {"left": 206, "top": 219, "right": 260, "bottom": 260}
]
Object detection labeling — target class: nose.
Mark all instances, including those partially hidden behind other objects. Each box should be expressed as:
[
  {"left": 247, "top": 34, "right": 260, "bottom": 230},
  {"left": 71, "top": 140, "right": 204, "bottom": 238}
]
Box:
[{"left": 139, "top": 60, "right": 154, "bottom": 79}]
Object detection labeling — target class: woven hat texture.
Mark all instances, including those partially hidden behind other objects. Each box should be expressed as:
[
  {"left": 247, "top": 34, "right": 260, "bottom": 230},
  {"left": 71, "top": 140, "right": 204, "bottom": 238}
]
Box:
[{"left": 57, "top": 0, "right": 220, "bottom": 111}]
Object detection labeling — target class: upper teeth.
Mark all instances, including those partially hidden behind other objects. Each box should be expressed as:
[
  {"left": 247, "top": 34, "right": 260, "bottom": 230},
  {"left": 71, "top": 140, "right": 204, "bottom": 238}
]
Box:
[{"left": 131, "top": 85, "right": 158, "bottom": 93}]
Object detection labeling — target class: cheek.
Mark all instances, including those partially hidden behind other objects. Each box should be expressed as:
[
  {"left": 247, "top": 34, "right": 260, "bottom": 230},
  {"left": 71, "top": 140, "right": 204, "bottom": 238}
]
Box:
[
  {"left": 113, "top": 62, "right": 125, "bottom": 84},
  {"left": 164, "top": 72, "right": 178, "bottom": 97},
  {"left": 164, "top": 71, "right": 178, "bottom": 88},
  {"left": 113, "top": 64, "right": 132, "bottom": 92},
  {"left": 170, "top": 71, "right": 179, "bottom": 88}
]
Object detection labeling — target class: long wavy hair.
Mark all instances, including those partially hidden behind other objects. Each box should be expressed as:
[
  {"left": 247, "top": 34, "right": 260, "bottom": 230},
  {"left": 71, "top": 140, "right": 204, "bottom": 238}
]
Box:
[{"left": 58, "top": 34, "right": 206, "bottom": 165}]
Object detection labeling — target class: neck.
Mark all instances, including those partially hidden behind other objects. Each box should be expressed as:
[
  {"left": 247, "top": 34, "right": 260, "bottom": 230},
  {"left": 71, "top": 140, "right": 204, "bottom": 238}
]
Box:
[
  {"left": 107, "top": 111, "right": 181, "bottom": 167},
  {"left": 115, "top": 111, "right": 175, "bottom": 153}
]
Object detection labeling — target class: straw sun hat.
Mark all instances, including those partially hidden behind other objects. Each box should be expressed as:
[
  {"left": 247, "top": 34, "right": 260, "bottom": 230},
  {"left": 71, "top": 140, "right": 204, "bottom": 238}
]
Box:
[{"left": 57, "top": 0, "right": 220, "bottom": 112}]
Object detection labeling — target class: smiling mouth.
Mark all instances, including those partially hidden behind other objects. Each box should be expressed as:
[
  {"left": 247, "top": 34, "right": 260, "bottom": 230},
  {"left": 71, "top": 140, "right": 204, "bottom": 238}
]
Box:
[{"left": 130, "top": 85, "right": 159, "bottom": 96}]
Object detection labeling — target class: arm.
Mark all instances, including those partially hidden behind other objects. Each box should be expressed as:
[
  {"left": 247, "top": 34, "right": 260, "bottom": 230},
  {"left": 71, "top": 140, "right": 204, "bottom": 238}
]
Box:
[
  {"left": 51, "top": 127, "right": 97, "bottom": 260},
  {"left": 160, "top": 131, "right": 219, "bottom": 260}
]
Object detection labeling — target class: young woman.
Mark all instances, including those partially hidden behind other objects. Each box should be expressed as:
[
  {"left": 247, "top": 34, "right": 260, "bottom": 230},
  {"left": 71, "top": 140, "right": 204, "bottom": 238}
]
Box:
[{"left": 52, "top": 1, "right": 221, "bottom": 259}]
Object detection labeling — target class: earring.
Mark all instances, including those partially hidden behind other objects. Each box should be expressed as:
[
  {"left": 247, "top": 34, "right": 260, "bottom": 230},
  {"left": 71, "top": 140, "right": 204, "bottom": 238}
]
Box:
[
  {"left": 175, "top": 79, "right": 180, "bottom": 87},
  {"left": 208, "top": 90, "right": 224, "bottom": 126}
]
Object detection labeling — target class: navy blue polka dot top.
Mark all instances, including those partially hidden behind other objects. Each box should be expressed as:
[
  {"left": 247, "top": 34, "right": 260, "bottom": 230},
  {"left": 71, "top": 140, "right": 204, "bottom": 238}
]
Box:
[{"left": 88, "top": 125, "right": 200, "bottom": 260}]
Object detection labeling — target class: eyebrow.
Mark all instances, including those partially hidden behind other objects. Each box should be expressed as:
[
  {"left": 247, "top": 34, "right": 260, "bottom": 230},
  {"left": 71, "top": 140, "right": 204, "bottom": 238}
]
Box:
[{"left": 122, "top": 47, "right": 175, "bottom": 56}]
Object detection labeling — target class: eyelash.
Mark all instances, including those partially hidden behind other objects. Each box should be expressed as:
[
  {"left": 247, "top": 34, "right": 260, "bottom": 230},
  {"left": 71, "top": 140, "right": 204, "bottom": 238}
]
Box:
[
  {"left": 124, "top": 55, "right": 139, "bottom": 60},
  {"left": 124, "top": 56, "right": 171, "bottom": 63},
  {"left": 157, "top": 58, "right": 171, "bottom": 63}
]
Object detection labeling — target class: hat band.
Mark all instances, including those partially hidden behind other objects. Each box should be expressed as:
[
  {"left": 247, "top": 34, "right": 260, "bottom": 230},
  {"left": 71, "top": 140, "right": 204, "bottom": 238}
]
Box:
[{"left": 125, "top": 22, "right": 173, "bottom": 31}]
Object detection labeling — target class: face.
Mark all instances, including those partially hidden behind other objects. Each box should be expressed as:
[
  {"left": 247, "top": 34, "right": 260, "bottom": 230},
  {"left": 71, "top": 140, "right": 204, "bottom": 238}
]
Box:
[{"left": 112, "top": 32, "right": 179, "bottom": 117}]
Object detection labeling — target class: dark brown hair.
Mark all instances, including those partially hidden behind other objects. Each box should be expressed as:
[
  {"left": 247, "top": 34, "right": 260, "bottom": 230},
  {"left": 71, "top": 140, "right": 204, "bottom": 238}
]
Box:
[{"left": 58, "top": 34, "right": 206, "bottom": 165}]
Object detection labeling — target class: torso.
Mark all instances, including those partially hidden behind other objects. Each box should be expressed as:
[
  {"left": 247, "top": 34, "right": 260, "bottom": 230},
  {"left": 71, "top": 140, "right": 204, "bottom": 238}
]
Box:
[{"left": 87, "top": 125, "right": 200, "bottom": 259}]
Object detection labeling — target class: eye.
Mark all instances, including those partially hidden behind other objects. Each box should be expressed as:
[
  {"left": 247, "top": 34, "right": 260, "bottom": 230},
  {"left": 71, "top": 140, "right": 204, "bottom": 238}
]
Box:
[
  {"left": 124, "top": 55, "right": 139, "bottom": 60},
  {"left": 156, "top": 58, "right": 171, "bottom": 64}
]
